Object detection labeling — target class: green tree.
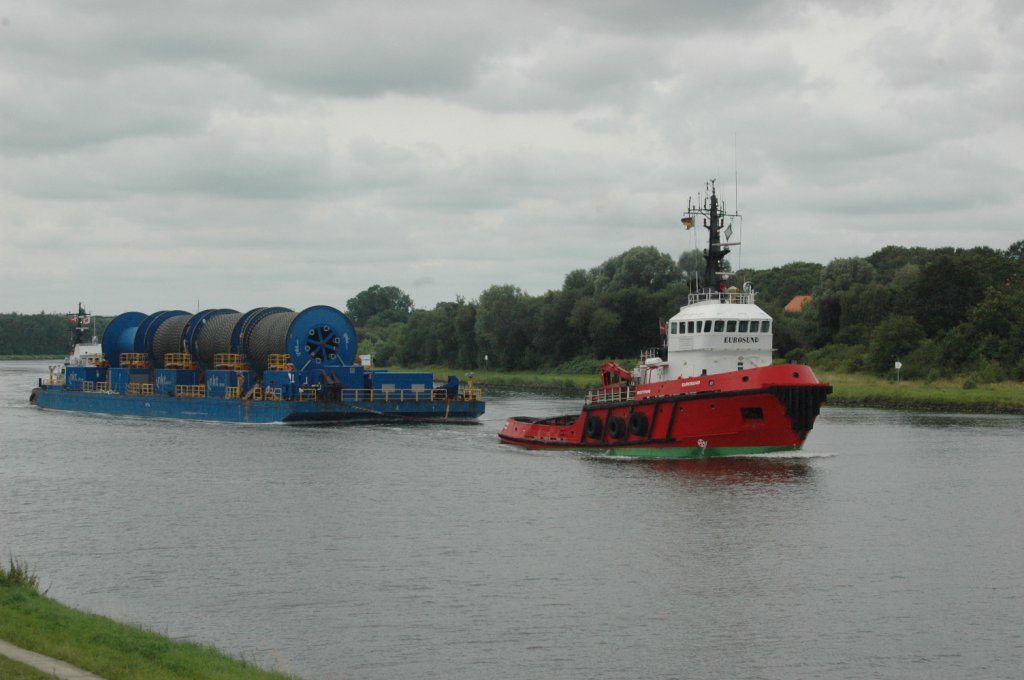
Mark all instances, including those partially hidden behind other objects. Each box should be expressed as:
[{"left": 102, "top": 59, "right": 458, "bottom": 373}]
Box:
[
  {"left": 475, "top": 284, "right": 535, "bottom": 370},
  {"left": 906, "top": 249, "right": 1017, "bottom": 337},
  {"left": 867, "top": 314, "right": 926, "bottom": 375},
  {"left": 593, "top": 246, "right": 682, "bottom": 293},
  {"left": 810, "top": 257, "right": 876, "bottom": 344},
  {"left": 736, "top": 261, "right": 823, "bottom": 309},
  {"left": 345, "top": 285, "right": 413, "bottom": 327}
]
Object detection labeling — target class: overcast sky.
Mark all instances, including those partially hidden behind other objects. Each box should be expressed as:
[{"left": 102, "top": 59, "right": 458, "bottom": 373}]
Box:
[{"left": 2, "top": 0, "right": 1021, "bottom": 315}]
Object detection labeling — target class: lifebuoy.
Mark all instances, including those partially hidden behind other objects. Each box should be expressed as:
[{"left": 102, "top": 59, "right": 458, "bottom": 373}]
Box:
[
  {"left": 628, "top": 411, "right": 648, "bottom": 436},
  {"left": 607, "top": 416, "right": 626, "bottom": 440},
  {"left": 584, "top": 415, "right": 603, "bottom": 439}
]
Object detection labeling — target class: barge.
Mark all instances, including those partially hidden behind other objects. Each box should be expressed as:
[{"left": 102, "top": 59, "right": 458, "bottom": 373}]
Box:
[{"left": 31, "top": 304, "right": 484, "bottom": 424}]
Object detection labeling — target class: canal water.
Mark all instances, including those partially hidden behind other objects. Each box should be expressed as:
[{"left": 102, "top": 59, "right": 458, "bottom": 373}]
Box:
[{"left": 1, "top": 360, "right": 1022, "bottom": 679}]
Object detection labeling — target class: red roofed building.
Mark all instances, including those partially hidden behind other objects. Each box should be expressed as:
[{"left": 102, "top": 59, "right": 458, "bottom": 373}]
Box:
[{"left": 784, "top": 295, "right": 812, "bottom": 314}]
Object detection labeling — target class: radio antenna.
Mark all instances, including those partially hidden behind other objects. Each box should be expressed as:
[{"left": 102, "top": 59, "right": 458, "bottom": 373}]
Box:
[
  {"left": 734, "top": 133, "right": 739, "bottom": 211},
  {"left": 734, "top": 133, "right": 741, "bottom": 272}
]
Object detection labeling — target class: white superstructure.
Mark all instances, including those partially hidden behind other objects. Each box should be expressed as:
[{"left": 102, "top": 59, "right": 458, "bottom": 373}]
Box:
[{"left": 637, "top": 286, "right": 774, "bottom": 382}]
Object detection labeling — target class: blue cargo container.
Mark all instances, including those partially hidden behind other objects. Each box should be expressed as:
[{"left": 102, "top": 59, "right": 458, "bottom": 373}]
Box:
[
  {"left": 65, "top": 366, "right": 107, "bottom": 390},
  {"left": 154, "top": 369, "right": 198, "bottom": 396},
  {"left": 109, "top": 367, "right": 151, "bottom": 393},
  {"left": 205, "top": 370, "right": 255, "bottom": 398}
]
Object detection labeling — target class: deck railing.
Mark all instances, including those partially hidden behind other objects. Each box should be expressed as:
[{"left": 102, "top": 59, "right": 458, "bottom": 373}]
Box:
[
  {"left": 687, "top": 290, "right": 755, "bottom": 305},
  {"left": 588, "top": 385, "right": 636, "bottom": 404}
]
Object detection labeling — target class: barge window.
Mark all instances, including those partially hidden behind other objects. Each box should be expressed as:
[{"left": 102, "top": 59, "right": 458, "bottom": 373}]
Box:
[
  {"left": 714, "top": 320, "right": 724, "bottom": 332},
  {"left": 687, "top": 321, "right": 695, "bottom": 333},
  {"left": 738, "top": 320, "right": 749, "bottom": 332},
  {"left": 726, "top": 320, "right": 737, "bottom": 332},
  {"left": 760, "top": 320, "right": 771, "bottom": 333}
]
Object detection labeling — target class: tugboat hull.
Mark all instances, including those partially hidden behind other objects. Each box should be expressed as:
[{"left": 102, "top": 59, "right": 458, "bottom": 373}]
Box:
[{"left": 499, "top": 366, "right": 831, "bottom": 459}]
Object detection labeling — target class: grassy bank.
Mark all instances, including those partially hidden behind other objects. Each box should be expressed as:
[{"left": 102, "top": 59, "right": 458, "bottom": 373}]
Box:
[
  {"left": 818, "top": 372, "right": 1024, "bottom": 414},
  {"left": 414, "top": 366, "right": 1024, "bottom": 414},
  {"left": 0, "top": 558, "right": 296, "bottom": 680}
]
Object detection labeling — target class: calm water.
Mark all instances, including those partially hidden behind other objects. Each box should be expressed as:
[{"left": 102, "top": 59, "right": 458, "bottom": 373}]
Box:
[{"left": 2, "top": 360, "right": 1022, "bottom": 679}]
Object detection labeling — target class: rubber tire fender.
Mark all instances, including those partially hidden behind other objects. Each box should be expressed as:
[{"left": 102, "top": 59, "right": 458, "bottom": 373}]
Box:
[
  {"left": 584, "top": 415, "right": 603, "bottom": 439},
  {"left": 628, "top": 411, "right": 648, "bottom": 436},
  {"left": 607, "top": 415, "right": 627, "bottom": 440}
]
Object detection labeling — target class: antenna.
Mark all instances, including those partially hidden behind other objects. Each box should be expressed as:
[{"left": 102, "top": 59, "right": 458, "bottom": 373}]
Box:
[
  {"left": 733, "top": 133, "right": 739, "bottom": 211},
  {"left": 734, "top": 134, "right": 741, "bottom": 273}
]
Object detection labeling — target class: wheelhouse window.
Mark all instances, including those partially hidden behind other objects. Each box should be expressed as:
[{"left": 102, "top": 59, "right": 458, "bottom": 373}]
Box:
[
  {"left": 687, "top": 321, "right": 695, "bottom": 333},
  {"left": 671, "top": 321, "right": 678, "bottom": 334},
  {"left": 713, "top": 320, "right": 724, "bottom": 332},
  {"left": 726, "top": 320, "right": 737, "bottom": 332},
  {"left": 760, "top": 320, "right": 771, "bottom": 333},
  {"left": 704, "top": 320, "right": 712, "bottom": 332},
  {"left": 738, "top": 320, "right": 749, "bottom": 332}
]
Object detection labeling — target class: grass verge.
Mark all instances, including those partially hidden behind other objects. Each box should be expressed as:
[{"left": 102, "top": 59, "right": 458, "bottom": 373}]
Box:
[
  {"left": 818, "top": 372, "right": 1024, "bottom": 414},
  {"left": 0, "top": 654, "right": 58, "bottom": 680},
  {"left": 0, "top": 557, "right": 296, "bottom": 680}
]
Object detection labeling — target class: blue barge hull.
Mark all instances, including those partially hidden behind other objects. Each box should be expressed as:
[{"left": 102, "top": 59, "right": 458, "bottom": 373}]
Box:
[{"left": 32, "top": 386, "right": 485, "bottom": 424}]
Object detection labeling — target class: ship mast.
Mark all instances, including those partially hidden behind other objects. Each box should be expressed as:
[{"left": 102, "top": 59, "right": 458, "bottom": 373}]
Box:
[
  {"left": 683, "top": 179, "right": 738, "bottom": 293},
  {"left": 703, "top": 182, "right": 730, "bottom": 291},
  {"left": 71, "top": 302, "right": 86, "bottom": 348}
]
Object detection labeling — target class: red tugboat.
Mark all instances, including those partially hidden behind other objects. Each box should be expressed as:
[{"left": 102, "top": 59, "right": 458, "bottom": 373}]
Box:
[{"left": 498, "top": 181, "right": 831, "bottom": 458}]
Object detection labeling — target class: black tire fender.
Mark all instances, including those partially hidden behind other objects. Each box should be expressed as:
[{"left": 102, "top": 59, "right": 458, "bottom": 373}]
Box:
[
  {"left": 607, "top": 415, "right": 627, "bottom": 440},
  {"left": 628, "top": 411, "right": 648, "bottom": 436}
]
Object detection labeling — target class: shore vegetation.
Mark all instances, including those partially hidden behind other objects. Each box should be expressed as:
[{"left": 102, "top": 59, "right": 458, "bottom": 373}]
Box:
[{"left": 0, "top": 557, "right": 296, "bottom": 680}]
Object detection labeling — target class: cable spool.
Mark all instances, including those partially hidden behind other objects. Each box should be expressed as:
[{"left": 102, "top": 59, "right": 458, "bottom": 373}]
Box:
[
  {"left": 242, "top": 305, "right": 357, "bottom": 373},
  {"left": 133, "top": 310, "right": 189, "bottom": 365},
  {"left": 101, "top": 311, "right": 146, "bottom": 368},
  {"left": 187, "top": 309, "right": 241, "bottom": 367},
  {"left": 101, "top": 304, "right": 356, "bottom": 371},
  {"left": 151, "top": 313, "right": 192, "bottom": 367},
  {"left": 244, "top": 310, "right": 298, "bottom": 373}
]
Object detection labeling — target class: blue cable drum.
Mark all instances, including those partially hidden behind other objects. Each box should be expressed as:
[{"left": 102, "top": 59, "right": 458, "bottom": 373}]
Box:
[
  {"left": 230, "top": 307, "right": 291, "bottom": 357},
  {"left": 101, "top": 311, "right": 146, "bottom": 368},
  {"left": 241, "top": 305, "right": 356, "bottom": 372},
  {"left": 184, "top": 309, "right": 239, "bottom": 367},
  {"left": 132, "top": 311, "right": 166, "bottom": 354},
  {"left": 150, "top": 311, "right": 193, "bottom": 367},
  {"left": 133, "top": 310, "right": 188, "bottom": 360},
  {"left": 240, "top": 309, "right": 296, "bottom": 373},
  {"left": 287, "top": 305, "right": 357, "bottom": 370}
]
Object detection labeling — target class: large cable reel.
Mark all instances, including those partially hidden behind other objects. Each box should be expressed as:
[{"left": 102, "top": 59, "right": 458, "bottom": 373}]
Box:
[
  {"left": 184, "top": 309, "right": 240, "bottom": 368},
  {"left": 242, "top": 305, "right": 356, "bottom": 372},
  {"left": 101, "top": 311, "right": 146, "bottom": 368}
]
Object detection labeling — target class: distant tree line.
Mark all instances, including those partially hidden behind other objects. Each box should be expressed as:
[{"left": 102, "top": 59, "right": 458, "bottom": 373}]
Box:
[
  {"left": 0, "top": 312, "right": 110, "bottom": 356},
  {"left": 4, "top": 240, "right": 1022, "bottom": 382},
  {"left": 351, "top": 241, "right": 1024, "bottom": 382}
]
